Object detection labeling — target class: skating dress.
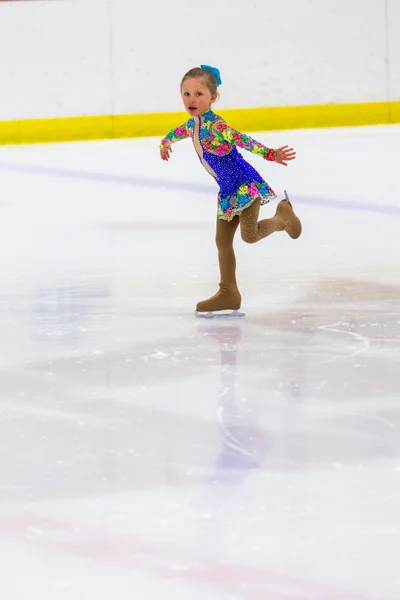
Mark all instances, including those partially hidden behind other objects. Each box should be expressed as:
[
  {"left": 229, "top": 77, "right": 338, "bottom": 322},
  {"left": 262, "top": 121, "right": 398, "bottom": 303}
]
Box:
[{"left": 160, "top": 110, "right": 277, "bottom": 221}]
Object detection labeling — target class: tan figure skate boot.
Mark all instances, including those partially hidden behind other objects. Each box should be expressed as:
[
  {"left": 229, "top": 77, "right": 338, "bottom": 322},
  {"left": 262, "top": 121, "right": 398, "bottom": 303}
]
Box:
[
  {"left": 274, "top": 191, "right": 302, "bottom": 239},
  {"left": 195, "top": 283, "right": 243, "bottom": 318}
]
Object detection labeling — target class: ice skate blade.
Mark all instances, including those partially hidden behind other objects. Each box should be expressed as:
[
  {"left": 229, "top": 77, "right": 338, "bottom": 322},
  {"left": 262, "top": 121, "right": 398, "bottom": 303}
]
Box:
[{"left": 195, "top": 310, "right": 245, "bottom": 320}]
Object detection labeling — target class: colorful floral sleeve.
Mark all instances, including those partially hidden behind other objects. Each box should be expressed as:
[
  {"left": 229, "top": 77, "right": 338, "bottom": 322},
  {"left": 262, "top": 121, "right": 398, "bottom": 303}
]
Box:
[
  {"left": 160, "top": 122, "right": 190, "bottom": 149},
  {"left": 213, "top": 121, "right": 276, "bottom": 161}
]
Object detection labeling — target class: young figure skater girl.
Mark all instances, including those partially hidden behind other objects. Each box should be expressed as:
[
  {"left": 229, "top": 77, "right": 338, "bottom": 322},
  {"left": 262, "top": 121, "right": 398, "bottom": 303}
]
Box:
[{"left": 160, "top": 65, "right": 301, "bottom": 317}]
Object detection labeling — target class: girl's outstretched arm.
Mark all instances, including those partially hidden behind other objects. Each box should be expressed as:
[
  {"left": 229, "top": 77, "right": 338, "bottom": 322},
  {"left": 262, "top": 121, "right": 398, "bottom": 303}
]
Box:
[
  {"left": 160, "top": 123, "right": 190, "bottom": 161},
  {"left": 213, "top": 121, "right": 296, "bottom": 166}
]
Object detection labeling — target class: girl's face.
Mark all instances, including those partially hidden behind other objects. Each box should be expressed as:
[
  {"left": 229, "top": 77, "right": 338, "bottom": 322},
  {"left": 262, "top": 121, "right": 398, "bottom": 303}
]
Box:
[{"left": 181, "top": 78, "right": 217, "bottom": 117}]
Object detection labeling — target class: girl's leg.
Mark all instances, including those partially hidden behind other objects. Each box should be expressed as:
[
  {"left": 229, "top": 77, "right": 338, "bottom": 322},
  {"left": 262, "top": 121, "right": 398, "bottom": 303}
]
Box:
[
  {"left": 196, "top": 216, "right": 241, "bottom": 313},
  {"left": 240, "top": 198, "right": 283, "bottom": 244},
  {"left": 240, "top": 197, "right": 302, "bottom": 244}
]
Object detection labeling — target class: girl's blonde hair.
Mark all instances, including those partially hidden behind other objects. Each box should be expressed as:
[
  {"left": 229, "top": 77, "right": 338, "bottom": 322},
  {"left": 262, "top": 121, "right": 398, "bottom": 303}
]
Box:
[{"left": 181, "top": 67, "right": 219, "bottom": 98}]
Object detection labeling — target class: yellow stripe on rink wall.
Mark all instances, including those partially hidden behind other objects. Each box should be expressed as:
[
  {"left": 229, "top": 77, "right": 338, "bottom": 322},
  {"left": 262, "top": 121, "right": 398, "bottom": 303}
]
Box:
[{"left": 0, "top": 101, "right": 400, "bottom": 145}]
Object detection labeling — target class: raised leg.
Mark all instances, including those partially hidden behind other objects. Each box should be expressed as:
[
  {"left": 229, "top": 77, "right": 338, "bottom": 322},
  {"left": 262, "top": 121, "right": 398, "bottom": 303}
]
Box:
[
  {"left": 239, "top": 198, "right": 283, "bottom": 244},
  {"left": 240, "top": 195, "right": 302, "bottom": 243}
]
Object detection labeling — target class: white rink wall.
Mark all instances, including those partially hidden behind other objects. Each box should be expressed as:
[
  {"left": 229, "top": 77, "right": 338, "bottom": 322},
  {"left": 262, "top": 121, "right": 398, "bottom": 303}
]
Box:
[{"left": 0, "top": 0, "right": 399, "bottom": 121}]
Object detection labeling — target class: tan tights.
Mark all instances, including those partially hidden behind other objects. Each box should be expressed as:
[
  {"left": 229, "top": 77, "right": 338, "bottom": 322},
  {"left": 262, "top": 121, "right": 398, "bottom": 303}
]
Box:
[
  {"left": 195, "top": 197, "right": 303, "bottom": 312},
  {"left": 195, "top": 199, "right": 283, "bottom": 312}
]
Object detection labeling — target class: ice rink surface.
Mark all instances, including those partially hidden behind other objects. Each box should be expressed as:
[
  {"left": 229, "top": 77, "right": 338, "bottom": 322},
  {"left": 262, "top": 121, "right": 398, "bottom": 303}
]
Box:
[{"left": 0, "top": 125, "right": 399, "bottom": 599}]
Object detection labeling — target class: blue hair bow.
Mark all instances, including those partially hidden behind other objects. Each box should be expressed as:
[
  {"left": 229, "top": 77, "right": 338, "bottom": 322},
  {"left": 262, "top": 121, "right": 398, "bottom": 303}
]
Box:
[{"left": 200, "top": 64, "right": 222, "bottom": 87}]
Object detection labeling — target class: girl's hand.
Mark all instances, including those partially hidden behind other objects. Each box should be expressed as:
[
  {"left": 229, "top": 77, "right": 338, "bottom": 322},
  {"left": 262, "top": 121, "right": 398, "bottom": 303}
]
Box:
[
  {"left": 160, "top": 147, "right": 172, "bottom": 161},
  {"left": 275, "top": 146, "right": 296, "bottom": 166}
]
